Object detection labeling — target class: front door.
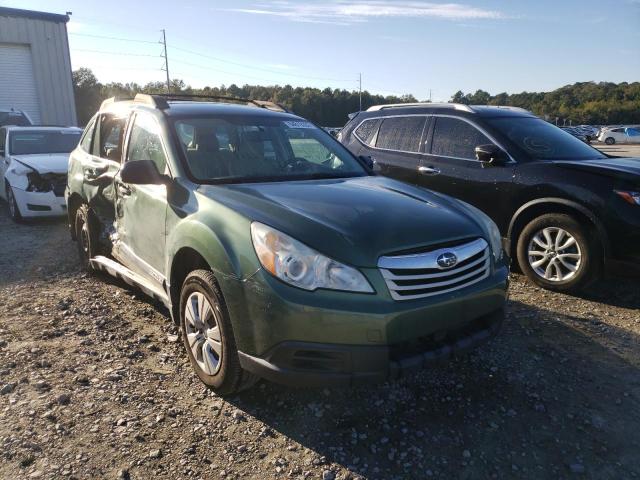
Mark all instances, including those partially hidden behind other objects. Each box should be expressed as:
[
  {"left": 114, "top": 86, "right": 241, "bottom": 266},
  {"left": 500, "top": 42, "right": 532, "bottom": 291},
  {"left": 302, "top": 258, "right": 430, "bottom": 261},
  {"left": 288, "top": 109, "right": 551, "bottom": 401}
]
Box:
[
  {"left": 114, "top": 112, "right": 169, "bottom": 286},
  {"left": 418, "top": 115, "right": 517, "bottom": 232}
]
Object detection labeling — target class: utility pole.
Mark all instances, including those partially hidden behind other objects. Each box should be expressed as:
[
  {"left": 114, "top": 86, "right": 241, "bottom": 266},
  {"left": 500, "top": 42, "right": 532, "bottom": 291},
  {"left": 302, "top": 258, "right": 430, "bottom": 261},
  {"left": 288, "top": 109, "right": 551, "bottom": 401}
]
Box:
[
  {"left": 429, "top": 89, "right": 432, "bottom": 102},
  {"left": 160, "top": 29, "right": 171, "bottom": 93},
  {"left": 359, "top": 73, "right": 362, "bottom": 112}
]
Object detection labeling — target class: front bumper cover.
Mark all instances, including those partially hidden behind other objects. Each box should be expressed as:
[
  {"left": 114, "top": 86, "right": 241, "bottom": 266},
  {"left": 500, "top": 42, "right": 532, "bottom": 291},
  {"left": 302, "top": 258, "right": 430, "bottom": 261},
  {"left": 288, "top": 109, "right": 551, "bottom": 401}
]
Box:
[{"left": 238, "top": 307, "right": 504, "bottom": 387}]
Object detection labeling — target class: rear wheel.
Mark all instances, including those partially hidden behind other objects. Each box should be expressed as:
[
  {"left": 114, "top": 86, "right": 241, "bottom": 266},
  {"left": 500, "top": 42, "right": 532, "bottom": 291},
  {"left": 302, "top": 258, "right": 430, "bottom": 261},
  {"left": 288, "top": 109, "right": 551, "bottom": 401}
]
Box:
[
  {"left": 604, "top": 137, "right": 615, "bottom": 145},
  {"left": 180, "top": 270, "right": 257, "bottom": 395},
  {"left": 5, "top": 182, "right": 22, "bottom": 223},
  {"left": 75, "top": 204, "right": 98, "bottom": 271},
  {"left": 516, "top": 213, "right": 601, "bottom": 293}
]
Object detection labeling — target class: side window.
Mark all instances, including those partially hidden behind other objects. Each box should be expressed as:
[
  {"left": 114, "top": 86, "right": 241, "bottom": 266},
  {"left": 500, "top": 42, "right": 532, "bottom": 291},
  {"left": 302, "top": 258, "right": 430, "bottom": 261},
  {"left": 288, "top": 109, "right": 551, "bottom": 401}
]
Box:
[
  {"left": 431, "top": 117, "right": 492, "bottom": 160},
  {"left": 0, "top": 128, "right": 6, "bottom": 155},
  {"left": 354, "top": 119, "right": 381, "bottom": 146},
  {"left": 94, "top": 113, "right": 127, "bottom": 161},
  {"left": 127, "top": 113, "right": 168, "bottom": 173},
  {"left": 376, "top": 116, "right": 425, "bottom": 152},
  {"left": 80, "top": 116, "right": 96, "bottom": 153}
]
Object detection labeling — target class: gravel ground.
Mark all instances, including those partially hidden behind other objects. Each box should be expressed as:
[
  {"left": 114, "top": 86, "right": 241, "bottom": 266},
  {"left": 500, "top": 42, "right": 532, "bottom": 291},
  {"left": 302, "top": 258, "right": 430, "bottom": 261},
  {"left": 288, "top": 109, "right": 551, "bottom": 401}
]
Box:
[{"left": 0, "top": 207, "right": 639, "bottom": 480}]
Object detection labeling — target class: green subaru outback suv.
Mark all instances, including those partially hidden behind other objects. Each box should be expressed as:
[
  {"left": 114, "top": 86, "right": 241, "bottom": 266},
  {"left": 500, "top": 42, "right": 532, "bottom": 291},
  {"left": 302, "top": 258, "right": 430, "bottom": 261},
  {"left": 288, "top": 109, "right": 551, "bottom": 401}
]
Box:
[{"left": 66, "top": 94, "right": 508, "bottom": 394}]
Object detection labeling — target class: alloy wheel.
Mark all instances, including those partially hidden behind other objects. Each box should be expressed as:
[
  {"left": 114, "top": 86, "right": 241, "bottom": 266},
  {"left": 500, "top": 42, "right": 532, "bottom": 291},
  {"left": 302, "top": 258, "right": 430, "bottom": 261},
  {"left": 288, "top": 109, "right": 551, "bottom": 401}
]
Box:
[
  {"left": 527, "top": 227, "right": 582, "bottom": 282},
  {"left": 184, "top": 292, "right": 223, "bottom": 375}
]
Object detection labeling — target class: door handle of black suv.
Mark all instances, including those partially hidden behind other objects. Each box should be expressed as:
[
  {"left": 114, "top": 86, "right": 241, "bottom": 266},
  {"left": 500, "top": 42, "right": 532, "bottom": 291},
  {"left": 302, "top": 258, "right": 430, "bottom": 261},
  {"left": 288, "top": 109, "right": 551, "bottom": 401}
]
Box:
[{"left": 418, "top": 166, "right": 440, "bottom": 176}]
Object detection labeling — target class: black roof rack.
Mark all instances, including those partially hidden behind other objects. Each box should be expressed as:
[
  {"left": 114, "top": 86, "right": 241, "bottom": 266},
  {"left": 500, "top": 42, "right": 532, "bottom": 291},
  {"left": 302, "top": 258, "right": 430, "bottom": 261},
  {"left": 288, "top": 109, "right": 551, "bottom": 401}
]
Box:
[{"left": 132, "top": 93, "right": 289, "bottom": 113}]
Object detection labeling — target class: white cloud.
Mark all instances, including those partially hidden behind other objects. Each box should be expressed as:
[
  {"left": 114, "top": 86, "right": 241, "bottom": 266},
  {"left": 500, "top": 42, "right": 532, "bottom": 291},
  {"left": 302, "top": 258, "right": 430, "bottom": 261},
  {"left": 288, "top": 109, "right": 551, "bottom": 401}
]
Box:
[{"left": 226, "top": 1, "right": 507, "bottom": 25}]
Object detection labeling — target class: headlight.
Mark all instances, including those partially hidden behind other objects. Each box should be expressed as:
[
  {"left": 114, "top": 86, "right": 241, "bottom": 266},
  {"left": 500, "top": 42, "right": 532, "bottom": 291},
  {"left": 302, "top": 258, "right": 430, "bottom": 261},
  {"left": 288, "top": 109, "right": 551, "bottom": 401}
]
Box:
[
  {"left": 26, "top": 171, "right": 52, "bottom": 193},
  {"left": 457, "top": 202, "right": 503, "bottom": 260},
  {"left": 615, "top": 190, "right": 640, "bottom": 206},
  {"left": 250, "top": 222, "right": 374, "bottom": 293}
]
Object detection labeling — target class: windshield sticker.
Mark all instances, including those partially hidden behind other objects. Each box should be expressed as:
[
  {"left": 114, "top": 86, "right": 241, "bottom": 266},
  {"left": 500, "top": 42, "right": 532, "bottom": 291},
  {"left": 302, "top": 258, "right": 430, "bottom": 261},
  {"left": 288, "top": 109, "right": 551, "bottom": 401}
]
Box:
[{"left": 284, "top": 120, "right": 314, "bottom": 129}]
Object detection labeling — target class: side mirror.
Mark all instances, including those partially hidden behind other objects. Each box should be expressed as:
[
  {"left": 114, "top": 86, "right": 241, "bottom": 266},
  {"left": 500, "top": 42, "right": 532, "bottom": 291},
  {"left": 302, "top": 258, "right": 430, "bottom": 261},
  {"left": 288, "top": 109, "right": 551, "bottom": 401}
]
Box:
[
  {"left": 475, "top": 144, "right": 508, "bottom": 166},
  {"left": 360, "top": 155, "right": 380, "bottom": 173},
  {"left": 120, "top": 160, "right": 168, "bottom": 185}
]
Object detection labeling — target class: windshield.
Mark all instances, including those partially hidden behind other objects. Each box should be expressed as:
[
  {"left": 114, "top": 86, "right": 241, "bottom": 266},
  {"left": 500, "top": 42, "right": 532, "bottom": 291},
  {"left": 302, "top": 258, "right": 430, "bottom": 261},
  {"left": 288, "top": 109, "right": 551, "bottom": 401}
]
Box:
[
  {"left": 172, "top": 116, "right": 367, "bottom": 183},
  {"left": 487, "top": 117, "right": 606, "bottom": 160},
  {"left": 9, "top": 130, "right": 81, "bottom": 155}
]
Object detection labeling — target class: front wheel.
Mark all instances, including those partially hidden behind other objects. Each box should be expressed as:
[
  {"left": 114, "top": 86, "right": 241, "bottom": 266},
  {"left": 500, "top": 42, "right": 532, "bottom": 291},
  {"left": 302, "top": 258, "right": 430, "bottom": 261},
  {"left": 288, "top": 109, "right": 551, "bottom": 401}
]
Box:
[
  {"left": 75, "top": 204, "right": 98, "bottom": 271},
  {"left": 179, "top": 270, "right": 257, "bottom": 395},
  {"left": 516, "top": 213, "right": 602, "bottom": 293},
  {"left": 604, "top": 137, "right": 615, "bottom": 145}
]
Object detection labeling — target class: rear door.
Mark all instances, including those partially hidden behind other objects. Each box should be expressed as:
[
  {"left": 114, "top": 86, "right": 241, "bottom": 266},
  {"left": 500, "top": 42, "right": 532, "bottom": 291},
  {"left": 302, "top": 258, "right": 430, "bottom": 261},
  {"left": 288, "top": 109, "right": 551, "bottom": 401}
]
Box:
[
  {"left": 113, "top": 111, "right": 169, "bottom": 285},
  {"left": 362, "top": 115, "right": 427, "bottom": 185},
  {"left": 419, "top": 115, "right": 517, "bottom": 230}
]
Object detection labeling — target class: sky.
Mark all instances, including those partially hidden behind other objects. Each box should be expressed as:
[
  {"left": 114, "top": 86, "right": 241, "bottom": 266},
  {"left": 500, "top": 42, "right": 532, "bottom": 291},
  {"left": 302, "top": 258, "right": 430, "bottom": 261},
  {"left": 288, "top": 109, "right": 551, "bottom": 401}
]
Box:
[{"left": 4, "top": 0, "right": 640, "bottom": 101}]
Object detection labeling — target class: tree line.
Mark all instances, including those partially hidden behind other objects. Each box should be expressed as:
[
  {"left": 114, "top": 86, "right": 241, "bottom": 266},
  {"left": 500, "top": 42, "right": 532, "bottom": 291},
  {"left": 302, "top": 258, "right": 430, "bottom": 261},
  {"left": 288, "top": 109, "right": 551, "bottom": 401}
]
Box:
[{"left": 73, "top": 68, "right": 639, "bottom": 127}]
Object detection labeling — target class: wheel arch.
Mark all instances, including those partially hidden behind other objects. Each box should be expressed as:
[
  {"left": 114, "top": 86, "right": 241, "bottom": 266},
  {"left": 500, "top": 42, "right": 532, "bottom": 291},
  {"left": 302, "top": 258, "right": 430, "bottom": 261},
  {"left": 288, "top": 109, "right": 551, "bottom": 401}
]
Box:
[{"left": 507, "top": 198, "right": 610, "bottom": 260}]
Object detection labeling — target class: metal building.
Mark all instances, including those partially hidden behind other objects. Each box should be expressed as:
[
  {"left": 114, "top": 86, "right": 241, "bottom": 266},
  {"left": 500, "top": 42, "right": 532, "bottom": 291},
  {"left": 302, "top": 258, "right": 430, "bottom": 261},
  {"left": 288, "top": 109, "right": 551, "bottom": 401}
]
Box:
[{"left": 0, "top": 7, "right": 77, "bottom": 126}]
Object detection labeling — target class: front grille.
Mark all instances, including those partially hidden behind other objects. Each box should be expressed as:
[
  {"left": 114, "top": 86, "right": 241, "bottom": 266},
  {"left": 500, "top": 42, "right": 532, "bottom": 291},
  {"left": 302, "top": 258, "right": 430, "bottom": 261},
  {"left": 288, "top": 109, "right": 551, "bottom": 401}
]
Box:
[{"left": 379, "top": 238, "right": 490, "bottom": 301}]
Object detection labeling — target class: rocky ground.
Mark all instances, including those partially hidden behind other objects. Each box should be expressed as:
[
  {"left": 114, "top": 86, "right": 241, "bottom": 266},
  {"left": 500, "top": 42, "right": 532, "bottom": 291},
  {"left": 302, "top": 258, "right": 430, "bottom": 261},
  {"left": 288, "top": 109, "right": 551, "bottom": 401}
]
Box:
[{"left": 0, "top": 209, "right": 639, "bottom": 480}]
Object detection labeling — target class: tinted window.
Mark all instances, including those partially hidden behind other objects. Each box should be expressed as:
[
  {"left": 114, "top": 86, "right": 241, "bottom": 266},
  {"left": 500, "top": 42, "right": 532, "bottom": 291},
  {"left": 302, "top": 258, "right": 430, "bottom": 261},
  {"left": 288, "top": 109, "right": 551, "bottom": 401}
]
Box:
[
  {"left": 0, "top": 128, "right": 5, "bottom": 154},
  {"left": 80, "top": 117, "right": 96, "bottom": 152},
  {"left": 611, "top": 128, "right": 624, "bottom": 133},
  {"left": 95, "top": 114, "right": 127, "bottom": 161},
  {"left": 127, "top": 114, "right": 167, "bottom": 173},
  {"left": 431, "top": 117, "right": 491, "bottom": 160},
  {"left": 0, "top": 112, "right": 31, "bottom": 127},
  {"left": 9, "top": 130, "right": 82, "bottom": 155},
  {"left": 173, "top": 116, "right": 366, "bottom": 183},
  {"left": 487, "top": 117, "right": 606, "bottom": 160},
  {"left": 354, "top": 119, "right": 381, "bottom": 145},
  {"left": 376, "top": 116, "right": 425, "bottom": 152}
]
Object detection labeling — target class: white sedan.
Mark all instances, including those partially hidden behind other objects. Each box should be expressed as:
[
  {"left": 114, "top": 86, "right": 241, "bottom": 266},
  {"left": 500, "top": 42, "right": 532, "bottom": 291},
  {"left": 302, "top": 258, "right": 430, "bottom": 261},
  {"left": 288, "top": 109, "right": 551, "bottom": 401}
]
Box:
[
  {"left": 0, "top": 126, "right": 82, "bottom": 222},
  {"left": 598, "top": 126, "right": 640, "bottom": 145}
]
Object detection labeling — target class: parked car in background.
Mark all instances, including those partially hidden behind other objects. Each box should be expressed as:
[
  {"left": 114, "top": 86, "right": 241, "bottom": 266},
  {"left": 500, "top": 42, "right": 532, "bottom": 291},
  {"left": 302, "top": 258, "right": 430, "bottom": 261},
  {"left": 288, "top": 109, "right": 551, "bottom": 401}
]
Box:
[
  {"left": 0, "top": 125, "right": 81, "bottom": 221},
  {"left": 65, "top": 94, "right": 509, "bottom": 394},
  {"left": 598, "top": 126, "right": 640, "bottom": 145},
  {"left": 562, "top": 125, "right": 599, "bottom": 143},
  {"left": 0, "top": 108, "right": 33, "bottom": 127},
  {"left": 339, "top": 103, "right": 640, "bottom": 292}
]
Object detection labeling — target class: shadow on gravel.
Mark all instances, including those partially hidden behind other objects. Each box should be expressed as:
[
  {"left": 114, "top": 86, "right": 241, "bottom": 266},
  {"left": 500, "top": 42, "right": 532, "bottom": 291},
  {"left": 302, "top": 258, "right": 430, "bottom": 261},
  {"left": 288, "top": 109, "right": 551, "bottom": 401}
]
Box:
[
  {"left": 578, "top": 274, "right": 640, "bottom": 310},
  {"left": 223, "top": 299, "right": 640, "bottom": 479}
]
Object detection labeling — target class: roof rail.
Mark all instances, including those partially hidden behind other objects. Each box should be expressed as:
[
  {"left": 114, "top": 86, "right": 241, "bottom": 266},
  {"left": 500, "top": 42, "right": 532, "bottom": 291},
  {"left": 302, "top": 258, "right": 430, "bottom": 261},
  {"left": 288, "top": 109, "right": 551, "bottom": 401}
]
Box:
[
  {"left": 367, "top": 102, "right": 475, "bottom": 113},
  {"left": 99, "top": 96, "right": 132, "bottom": 110},
  {"left": 133, "top": 93, "right": 289, "bottom": 112}
]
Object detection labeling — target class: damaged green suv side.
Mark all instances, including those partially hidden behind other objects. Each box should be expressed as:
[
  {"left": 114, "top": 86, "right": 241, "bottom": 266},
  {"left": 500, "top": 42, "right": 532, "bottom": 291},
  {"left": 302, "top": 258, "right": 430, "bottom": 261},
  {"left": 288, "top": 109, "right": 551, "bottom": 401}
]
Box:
[{"left": 66, "top": 94, "right": 509, "bottom": 394}]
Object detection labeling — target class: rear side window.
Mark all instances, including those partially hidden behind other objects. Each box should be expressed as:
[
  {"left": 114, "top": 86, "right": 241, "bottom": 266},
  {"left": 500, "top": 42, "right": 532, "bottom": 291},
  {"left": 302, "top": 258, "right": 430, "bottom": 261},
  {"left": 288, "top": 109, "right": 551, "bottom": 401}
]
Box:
[
  {"left": 94, "top": 113, "right": 127, "bottom": 161},
  {"left": 431, "top": 117, "right": 491, "bottom": 160},
  {"left": 376, "top": 116, "right": 425, "bottom": 153},
  {"left": 354, "top": 119, "right": 381, "bottom": 145},
  {"left": 80, "top": 116, "right": 96, "bottom": 152}
]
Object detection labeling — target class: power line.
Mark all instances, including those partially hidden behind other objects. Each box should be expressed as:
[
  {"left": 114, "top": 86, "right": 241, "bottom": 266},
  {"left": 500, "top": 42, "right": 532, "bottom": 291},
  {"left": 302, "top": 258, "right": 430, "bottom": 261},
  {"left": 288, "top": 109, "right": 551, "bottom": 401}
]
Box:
[
  {"left": 71, "top": 48, "right": 159, "bottom": 58},
  {"left": 168, "top": 44, "right": 354, "bottom": 83},
  {"left": 69, "top": 32, "right": 158, "bottom": 44}
]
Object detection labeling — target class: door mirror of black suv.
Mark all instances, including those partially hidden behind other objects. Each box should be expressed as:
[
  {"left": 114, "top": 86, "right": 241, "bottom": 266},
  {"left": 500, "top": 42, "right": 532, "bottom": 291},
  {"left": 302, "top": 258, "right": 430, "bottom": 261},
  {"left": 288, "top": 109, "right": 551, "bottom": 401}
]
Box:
[
  {"left": 120, "top": 160, "right": 169, "bottom": 185},
  {"left": 475, "top": 144, "right": 508, "bottom": 166},
  {"left": 360, "top": 155, "right": 381, "bottom": 173}
]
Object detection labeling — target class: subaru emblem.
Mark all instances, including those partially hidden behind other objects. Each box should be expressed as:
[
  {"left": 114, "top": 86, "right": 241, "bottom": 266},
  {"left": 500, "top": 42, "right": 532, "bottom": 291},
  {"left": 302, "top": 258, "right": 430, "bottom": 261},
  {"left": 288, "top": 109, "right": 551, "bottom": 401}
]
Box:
[{"left": 437, "top": 252, "right": 458, "bottom": 269}]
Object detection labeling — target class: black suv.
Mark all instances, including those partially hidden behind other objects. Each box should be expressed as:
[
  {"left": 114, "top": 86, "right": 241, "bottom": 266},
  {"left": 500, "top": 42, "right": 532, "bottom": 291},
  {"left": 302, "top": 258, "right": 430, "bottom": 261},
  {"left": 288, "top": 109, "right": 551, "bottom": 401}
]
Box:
[{"left": 339, "top": 103, "right": 640, "bottom": 292}]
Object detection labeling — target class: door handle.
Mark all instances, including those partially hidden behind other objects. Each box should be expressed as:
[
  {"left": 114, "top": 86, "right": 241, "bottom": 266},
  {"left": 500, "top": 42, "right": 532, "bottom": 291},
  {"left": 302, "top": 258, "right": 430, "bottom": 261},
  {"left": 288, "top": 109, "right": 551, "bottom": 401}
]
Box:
[{"left": 418, "top": 166, "right": 440, "bottom": 176}]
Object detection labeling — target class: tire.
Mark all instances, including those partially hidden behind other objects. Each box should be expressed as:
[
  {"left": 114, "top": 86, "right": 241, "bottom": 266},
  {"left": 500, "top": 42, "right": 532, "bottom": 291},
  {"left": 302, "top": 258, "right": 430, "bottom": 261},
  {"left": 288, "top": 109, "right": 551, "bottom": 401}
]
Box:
[
  {"left": 5, "top": 182, "right": 22, "bottom": 223},
  {"left": 75, "top": 204, "right": 98, "bottom": 272},
  {"left": 516, "top": 213, "right": 602, "bottom": 293},
  {"left": 179, "top": 270, "right": 258, "bottom": 395},
  {"left": 604, "top": 137, "right": 615, "bottom": 145}
]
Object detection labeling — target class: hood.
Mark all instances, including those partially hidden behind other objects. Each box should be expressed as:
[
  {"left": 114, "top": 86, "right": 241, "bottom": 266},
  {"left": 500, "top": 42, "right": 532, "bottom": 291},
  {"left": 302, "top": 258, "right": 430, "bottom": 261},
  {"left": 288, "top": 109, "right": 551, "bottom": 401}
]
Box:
[
  {"left": 12, "top": 154, "right": 70, "bottom": 174},
  {"left": 552, "top": 157, "right": 640, "bottom": 180},
  {"left": 198, "top": 176, "right": 485, "bottom": 267}
]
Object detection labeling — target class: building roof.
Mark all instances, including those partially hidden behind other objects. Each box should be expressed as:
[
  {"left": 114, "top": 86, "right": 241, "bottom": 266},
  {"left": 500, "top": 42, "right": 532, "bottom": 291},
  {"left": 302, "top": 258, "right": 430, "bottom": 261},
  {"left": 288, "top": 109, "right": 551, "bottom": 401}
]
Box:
[{"left": 0, "top": 7, "right": 70, "bottom": 24}]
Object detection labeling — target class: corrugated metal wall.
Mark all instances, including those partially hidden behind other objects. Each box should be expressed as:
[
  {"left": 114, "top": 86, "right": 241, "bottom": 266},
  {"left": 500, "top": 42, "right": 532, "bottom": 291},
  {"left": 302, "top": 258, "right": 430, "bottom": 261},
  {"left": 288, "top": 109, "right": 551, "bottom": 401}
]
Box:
[{"left": 0, "top": 13, "right": 77, "bottom": 126}]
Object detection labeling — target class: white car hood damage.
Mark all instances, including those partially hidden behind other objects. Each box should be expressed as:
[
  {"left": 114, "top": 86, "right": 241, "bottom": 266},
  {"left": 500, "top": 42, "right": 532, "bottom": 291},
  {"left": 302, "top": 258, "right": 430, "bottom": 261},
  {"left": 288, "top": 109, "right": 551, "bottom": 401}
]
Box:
[{"left": 11, "top": 154, "right": 70, "bottom": 174}]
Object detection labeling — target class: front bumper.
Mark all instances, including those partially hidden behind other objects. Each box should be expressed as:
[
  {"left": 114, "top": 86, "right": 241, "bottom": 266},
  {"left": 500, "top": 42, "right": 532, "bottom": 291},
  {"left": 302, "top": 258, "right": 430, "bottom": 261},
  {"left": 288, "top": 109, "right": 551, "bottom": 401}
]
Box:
[
  {"left": 238, "top": 307, "right": 504, "bottom": 387},
  {"left": 12, "top": 187, "right": 67, "bottom": 217}
]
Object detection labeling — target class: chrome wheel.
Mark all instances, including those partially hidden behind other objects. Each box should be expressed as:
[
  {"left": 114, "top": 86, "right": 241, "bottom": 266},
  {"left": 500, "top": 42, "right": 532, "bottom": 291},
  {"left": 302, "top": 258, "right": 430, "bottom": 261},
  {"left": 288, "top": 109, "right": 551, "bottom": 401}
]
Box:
[
  {"left": 527, "top": 227, "right": 582, "bottom": 282},
  {"left": 184, "top": 292, "right": 223, "bottom": 375}
]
